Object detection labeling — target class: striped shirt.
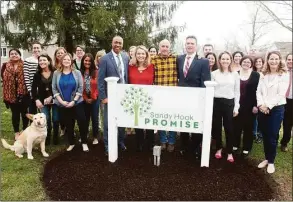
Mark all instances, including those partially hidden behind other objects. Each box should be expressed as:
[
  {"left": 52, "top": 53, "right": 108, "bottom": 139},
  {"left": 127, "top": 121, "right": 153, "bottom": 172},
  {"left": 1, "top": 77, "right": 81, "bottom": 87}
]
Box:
[
  {"left": 23, "top": 56, "right": 38, "bottom": 92},
  {"left": 151, "top": 54, "right": 178, "bottom": 86}
]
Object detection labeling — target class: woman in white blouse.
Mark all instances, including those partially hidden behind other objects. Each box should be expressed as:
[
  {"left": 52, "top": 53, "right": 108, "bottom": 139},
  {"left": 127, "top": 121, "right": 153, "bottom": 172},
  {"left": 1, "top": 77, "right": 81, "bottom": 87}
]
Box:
[
  {"left": 256, "top": 51, "right": 289, "bottom": 174},
  {"left": 211, "top": 51, "right": 240, "bottom": 163}
]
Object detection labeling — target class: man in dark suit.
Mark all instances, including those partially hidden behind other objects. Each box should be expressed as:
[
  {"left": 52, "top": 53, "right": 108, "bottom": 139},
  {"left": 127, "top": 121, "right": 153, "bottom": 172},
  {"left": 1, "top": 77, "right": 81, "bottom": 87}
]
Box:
[
  {"left": 98, "top": 36, "right": 129, "bottom": 155},
  {"left": 177, "top": 35, "right": 211, "bottom": 158}
]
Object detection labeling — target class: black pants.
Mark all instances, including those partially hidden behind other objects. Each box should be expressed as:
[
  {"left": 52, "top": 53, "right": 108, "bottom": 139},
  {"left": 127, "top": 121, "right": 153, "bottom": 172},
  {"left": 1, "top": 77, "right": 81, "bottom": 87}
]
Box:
[
  {"left": 135, "top": 129, "right": 154, "bottom": 150},
  {"left": 9, "top": 103, "right": 29, "bottom": 133},
  {"left": 28, "top": 98, "right": 37, "bottom": 114},
  {"left": 180, "top": 133, "right": 202, "bottom": 152},
  {"left": 233, "top": 109, "right": 255, "bottom": 151},
  {"left": 59, "top": 103, "right": 88, "bottom": 145},
  {"left": 212, "top": 98, "right": 234, "bottom": 154},
  {"left": 281, "top": 98, "right": 293, "bottom": 147}
]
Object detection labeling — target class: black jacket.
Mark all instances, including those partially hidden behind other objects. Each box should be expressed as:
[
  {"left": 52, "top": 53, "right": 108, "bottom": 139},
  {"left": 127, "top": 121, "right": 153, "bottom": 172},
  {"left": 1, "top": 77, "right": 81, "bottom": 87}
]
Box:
[
  {"left": 239, "top": 71, "right": 260, "bottom": 112},
  {"left": 31, "top": 71, "right": 53, "bottom": 104}
]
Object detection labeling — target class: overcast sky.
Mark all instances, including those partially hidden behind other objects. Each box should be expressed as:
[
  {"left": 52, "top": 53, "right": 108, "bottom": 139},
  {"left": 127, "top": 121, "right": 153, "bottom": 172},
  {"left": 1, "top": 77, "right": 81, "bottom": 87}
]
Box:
[
  {"left": 1, "top": 1, "right": 292, "bottom": 51},
  {"left": 171, "top": 1, "right": 292, "bottom": 51}
]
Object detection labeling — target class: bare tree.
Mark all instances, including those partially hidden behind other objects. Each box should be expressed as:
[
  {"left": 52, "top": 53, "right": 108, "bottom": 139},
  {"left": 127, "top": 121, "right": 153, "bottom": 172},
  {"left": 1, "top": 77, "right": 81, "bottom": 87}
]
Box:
[
  {"left": 241, "top": 2, "right": 270, "bottom": 49},
  {"left": 255, "top": 1, "right": 292, "bottom": 32}
]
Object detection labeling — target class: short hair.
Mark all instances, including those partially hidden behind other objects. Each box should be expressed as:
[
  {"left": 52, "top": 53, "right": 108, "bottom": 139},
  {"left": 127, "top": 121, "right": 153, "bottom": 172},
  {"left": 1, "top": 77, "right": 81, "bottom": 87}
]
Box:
[
  {"left": 203, "top": 44, "right": 213, "bottom": 50},
  {"left": 218, "top": 51, "right": 233, "bottom": 72},
  {"left": 75, "top": 45, "right": 85, "bottom": 51},
  {"left": 205, "top": 52, "right": 218, "bottom": 71},
  {"left": 148, "top": 46, "right": 157, "bottom": 52},
  {"left": 186, "top": 35, "right": 197, "bottom": 44},
  {"left": 159, "top": 39, "right": 170, "bottom": 47},
  {"left": 253, "top": 56, "right": 264, "bottom": 71},
  {"left": 232, "top": 51, "right": 244, "bottom": 60},
  {"left": 263, "top": 51, "right": 286, "bottom": 75},
  {"left": 58, "top": 53, "right": 74, "bottom": 72},
  {"left": 37, "top": 54, "right": 55, "bottom": 73},
  {"left": 132, "top": 45, "right": 150, "bottom": 67},
  {"left": 240, "top": 55, "right": 253, "bottom": 68},
  {"left": 31, "top": 41, "right": 42, "bottom": 47},
  {"left": 129, "top": 46, "right": 136, "bottom": 52}
]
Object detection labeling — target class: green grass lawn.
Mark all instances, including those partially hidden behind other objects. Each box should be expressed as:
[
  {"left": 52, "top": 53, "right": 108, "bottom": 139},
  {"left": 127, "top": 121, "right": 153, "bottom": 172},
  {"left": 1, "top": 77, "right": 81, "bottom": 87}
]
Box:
[{"left": 1, "top": 100, "right": 292, "bottom": 201}]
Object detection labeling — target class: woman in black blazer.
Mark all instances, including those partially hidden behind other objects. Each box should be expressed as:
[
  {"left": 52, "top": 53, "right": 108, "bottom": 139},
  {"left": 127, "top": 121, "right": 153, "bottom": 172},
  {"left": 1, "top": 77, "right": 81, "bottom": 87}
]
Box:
[{"left": 233, "top": 55, "right": 260, "bottom": 155}]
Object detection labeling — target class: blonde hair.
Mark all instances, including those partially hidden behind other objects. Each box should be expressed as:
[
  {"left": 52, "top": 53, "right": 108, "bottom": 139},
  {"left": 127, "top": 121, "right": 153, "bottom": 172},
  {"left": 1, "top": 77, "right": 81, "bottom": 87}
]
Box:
[
  {"left": 54, "top": 47, "right": 67, "bottom": 69},
  {"left": 132, "top": 45, "right": 150, "bottom": 67},
  {"left": 95, "top": 50, "right": 106, "bottom": 66},
  {"left": 58, "top": 53, "right": 74, "bottom": 72},
  {"left": 262, "top": 51, "right": 287, "bottom": 75}
]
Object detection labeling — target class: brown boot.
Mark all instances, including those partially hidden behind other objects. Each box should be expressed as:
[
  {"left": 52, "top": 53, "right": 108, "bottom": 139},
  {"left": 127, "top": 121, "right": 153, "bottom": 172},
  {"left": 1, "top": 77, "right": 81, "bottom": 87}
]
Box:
[
  {"left": 161, "top": 143, "right": 167, "bottom": 150},
  {"left": 167, "top": 144, "right": 175, "bottom": 152}
]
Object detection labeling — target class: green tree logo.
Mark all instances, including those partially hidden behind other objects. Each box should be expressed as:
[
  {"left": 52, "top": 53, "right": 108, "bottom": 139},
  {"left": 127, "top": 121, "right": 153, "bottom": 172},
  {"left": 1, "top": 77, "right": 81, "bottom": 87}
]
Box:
[{"left": 120, "top": 86, "right": 153, "bottom": 126}]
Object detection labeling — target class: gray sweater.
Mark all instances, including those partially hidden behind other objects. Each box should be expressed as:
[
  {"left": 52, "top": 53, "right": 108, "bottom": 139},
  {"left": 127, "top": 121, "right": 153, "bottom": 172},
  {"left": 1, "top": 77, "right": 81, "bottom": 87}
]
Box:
[{"left": 52, "top": 69, "right": 83, "bottom": 107}]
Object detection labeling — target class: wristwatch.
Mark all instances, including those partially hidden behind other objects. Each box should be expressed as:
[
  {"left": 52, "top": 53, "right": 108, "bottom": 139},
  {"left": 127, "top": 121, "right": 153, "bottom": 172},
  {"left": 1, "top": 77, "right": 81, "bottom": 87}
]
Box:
[{"left": 73, "top": 99, "right": 78, "bottom": 104}]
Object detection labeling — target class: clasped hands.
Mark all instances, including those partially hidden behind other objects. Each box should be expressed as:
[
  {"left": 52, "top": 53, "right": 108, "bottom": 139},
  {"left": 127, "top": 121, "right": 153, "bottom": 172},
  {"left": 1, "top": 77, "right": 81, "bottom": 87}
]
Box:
[{"left": 258, "top": 105, "right": 270, "bottom": 114}]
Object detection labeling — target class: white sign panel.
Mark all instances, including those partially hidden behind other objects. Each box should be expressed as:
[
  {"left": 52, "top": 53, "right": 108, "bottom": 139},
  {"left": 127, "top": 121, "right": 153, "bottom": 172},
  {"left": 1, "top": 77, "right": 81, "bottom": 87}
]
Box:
[
  {"left": 105, "top": 77, "right": 217, "bottom": 168},
  {"left": 116, "top": 84, "right": 206, "bottom": 133}
]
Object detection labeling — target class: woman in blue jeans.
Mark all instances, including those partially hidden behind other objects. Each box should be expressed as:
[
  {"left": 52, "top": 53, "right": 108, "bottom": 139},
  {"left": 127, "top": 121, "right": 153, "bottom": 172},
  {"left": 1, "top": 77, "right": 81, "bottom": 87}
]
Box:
[
  {"left": 32, "top": 54, "right": 59, "bottom": 145},
  {"left": 80, "top": 53, "right": 100, "bottom": 145},
  {"left": 256, "top": 51, "right": 289, "bottom": 174},
  {"left": 52, "top": 53, "right": 89, "bottom": 152}
]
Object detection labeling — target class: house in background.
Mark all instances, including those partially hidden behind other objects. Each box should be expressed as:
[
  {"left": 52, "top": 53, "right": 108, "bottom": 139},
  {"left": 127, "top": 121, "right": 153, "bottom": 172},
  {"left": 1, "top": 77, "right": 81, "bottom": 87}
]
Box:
[
  {"left": 267, "top": 41, "right": 292, "bottom": 58},
  {"left": 0, "top": 21, "right": 58, "bottom": 66}
]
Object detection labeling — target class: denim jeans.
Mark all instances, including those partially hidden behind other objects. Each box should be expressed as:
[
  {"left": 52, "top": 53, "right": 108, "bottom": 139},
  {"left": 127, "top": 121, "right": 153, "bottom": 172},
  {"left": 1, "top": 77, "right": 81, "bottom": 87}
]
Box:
[
  {"left": 258, "top": 105, "right": 284, "bottom": 164},
  {"left": 253, "top": 115, "right": 262, "bottom": 138},
  {"left": 40, "top": 104, "right": 60, "bottom": 143},
  {"left": 159, "top": 131, "right": 176, "bottom": 145},
  {"left": 103, "top": 103, "right": 125, "bottom": 152},
  {"left": 84, "top": 99, "right": 100, "bottom": 138}
]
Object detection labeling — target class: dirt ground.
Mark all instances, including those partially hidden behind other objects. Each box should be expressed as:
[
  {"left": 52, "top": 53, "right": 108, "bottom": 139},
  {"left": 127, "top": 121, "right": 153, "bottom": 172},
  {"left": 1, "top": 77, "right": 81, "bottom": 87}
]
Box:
[{"left": 42, "top": 135, "right": 278, "bottom": 201}]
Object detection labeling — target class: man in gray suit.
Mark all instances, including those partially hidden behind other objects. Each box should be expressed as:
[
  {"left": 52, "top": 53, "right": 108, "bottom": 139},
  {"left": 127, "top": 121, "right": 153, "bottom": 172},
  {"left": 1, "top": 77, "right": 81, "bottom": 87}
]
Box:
[{"left": 98, "top": 36, "right": 129, "bottom": 156}]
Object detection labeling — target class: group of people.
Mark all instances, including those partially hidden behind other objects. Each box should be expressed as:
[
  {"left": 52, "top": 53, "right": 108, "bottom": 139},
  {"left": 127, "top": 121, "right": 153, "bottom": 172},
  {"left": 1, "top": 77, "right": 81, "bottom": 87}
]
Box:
[{"left": 1, "top": 35, "right": 292, "bottom": 174}]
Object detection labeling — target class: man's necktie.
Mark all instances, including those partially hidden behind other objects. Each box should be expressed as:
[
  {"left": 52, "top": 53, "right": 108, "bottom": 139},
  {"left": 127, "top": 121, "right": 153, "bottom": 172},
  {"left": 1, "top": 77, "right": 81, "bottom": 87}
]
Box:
[
  {"left": 117, "top": 55, "right": 124, "bottom": 83},
  {"left": 286, "top": 69, "right": 292, "bottom": 98},
  {"left": 183, "top": 56, "right": 191, "bottom": 78}
]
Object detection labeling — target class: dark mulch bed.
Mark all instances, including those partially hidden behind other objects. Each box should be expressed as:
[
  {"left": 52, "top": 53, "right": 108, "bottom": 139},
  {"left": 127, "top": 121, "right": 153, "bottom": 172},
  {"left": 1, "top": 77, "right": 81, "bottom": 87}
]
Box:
[{"left": 42, "top": 135, "right": 278, "bottom": 201}]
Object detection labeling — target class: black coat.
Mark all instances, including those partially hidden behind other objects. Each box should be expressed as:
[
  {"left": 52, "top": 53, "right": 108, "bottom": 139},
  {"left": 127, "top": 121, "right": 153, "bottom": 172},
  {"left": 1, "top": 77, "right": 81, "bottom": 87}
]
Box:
[{"left": 239, "top": 71, "right": 260, "bottom": 113}]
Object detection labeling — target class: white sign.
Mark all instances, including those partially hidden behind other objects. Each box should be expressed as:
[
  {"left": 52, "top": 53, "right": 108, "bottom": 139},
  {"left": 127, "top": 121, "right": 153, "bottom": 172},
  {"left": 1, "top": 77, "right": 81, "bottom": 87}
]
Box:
[
  {"left": 117, "top": 84, "right": 206, "bottom": 133},
  {"left": 105, "top": 77, "right": 217, "bottom": 167}
]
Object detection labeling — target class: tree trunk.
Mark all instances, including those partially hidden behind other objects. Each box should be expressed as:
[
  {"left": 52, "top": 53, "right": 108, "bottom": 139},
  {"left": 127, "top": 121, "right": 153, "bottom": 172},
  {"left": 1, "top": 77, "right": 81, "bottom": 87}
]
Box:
[{"left": 63, "top": 2, "right": 74, "bottom": 55}]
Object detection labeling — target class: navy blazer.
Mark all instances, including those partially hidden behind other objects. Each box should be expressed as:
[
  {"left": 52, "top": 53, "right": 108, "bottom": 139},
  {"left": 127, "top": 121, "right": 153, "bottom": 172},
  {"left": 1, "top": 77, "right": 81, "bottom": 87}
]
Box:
[
  {"left": 177, "top": 54, "right": 211, "bottom": 87},
  {"left": 98, "top": 51, "right": 129, "bottom": 100}
]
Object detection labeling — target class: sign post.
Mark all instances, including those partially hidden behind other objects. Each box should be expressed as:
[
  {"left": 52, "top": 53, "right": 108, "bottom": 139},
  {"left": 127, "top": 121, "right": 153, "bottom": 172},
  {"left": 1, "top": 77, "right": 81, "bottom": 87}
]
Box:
[
  {"left": 105, "top": 77, "right": 119, "bottom": 163},
  {"left": 105, "top": 77, "right": 217, "bottom": 167}
]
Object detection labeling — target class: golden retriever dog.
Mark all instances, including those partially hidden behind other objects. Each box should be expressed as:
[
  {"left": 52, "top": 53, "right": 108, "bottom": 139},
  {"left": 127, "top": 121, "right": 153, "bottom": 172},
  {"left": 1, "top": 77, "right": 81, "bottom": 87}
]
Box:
[{"left": 1, "top": 113, "right": 49, "bottom": 159}]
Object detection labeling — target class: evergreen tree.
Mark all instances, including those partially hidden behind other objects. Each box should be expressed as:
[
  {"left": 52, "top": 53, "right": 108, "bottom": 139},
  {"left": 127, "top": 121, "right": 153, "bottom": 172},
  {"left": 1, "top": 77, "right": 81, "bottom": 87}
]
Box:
[{"left": 2, "top": 0, "right": 184, "bottom": 54}]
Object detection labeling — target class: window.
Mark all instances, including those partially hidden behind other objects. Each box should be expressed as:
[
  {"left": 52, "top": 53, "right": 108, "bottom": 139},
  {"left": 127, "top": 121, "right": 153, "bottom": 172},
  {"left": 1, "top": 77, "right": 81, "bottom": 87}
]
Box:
[{"left": 1, "top": 47, "right": 7, "bottom": 58}]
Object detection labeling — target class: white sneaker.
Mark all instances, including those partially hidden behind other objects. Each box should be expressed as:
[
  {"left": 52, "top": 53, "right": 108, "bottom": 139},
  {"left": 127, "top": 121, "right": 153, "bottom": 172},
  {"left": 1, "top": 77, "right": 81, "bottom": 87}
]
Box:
[
  {"left": 66, "top": 145, "right": 75, "bottom": 151},
  {"left": 92, "top": 138, "right": 99, "bottom": 145},
  {"left": 267, "top": 164, "right": 275, "bottom": 174},
  {"left": 60, "top": 129, "right": 65, "bottom": 137},
  {"left": 258, "top": 160, "right": 268, "bottom": 168},
  {"left": 82, "top": 144, "right": 89, "bottom": 152},
  {"left": 233, "top": 147, "right": 238, "bottom": 151},
  {"left": 243, "top": 150, "right": 249, "bottom": 154},
  {"left": 79, "top": 138, "right": 81, "bottom": 143}
]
